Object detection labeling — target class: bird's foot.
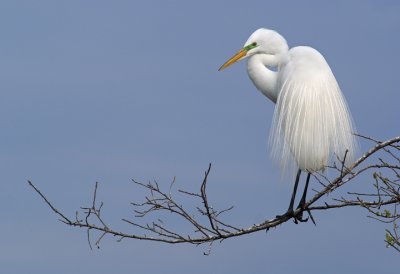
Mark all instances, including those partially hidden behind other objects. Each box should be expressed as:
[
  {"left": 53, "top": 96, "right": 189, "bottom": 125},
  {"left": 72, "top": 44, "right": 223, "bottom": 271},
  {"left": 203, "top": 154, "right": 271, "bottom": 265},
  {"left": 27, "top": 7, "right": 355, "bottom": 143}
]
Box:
[
  {"left": 295, "top": 203, "right": 316, "bottom": 225},
  {"left": 276, "top": 209, "right": 301, "bottom": 224},
  {"left": 276, "top": 207, "right": 311, "bottom": 224},
  {"left": 294, "top": 210, "right": 308, "bottom": 223}
]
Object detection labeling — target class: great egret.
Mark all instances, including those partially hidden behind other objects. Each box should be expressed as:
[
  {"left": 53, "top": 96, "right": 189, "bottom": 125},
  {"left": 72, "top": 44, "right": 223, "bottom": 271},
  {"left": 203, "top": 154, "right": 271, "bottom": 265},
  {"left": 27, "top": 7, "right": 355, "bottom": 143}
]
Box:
[{"left": 219, "top": 28, "right": 356, "bottom": 222}]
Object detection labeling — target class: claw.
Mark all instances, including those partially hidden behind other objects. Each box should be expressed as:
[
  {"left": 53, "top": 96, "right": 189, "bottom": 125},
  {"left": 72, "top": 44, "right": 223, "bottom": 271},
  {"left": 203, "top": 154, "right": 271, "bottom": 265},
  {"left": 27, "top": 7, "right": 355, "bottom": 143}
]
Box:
[
  {"left": 294, "top": 211, "right": 308, "bottom": 223},
  {"left": 294, "top": 201, "right": 307, "bottom": 222},
  {"left": 295, "top": 207, "right": 316, "bottom": 225},
  {"left": 276, "top": 209, "right": 306, "bottom": 224}
]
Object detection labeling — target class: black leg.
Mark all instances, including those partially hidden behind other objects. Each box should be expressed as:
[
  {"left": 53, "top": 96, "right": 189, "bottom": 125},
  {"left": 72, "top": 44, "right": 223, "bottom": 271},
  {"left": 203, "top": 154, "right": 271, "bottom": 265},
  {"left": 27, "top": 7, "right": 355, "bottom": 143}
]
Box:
[
  {"left": 297, "top": 172, "right": 311, "bottom": 209},
  {"left": 295, "top": 172, "right": 316, "bottom": 224},
  {"left": 288, "top": 169, "right": 302, "bottom": 213},
  {"left": 276, "top": 169, "right": 301, "bottom": 221}
]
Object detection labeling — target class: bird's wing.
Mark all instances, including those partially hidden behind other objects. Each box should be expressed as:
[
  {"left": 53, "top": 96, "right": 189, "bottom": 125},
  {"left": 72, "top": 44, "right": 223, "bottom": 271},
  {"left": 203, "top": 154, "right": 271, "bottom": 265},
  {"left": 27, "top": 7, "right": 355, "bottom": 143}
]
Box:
[{"left": 270, "top": 46, "right": 357, "bottom": 173}]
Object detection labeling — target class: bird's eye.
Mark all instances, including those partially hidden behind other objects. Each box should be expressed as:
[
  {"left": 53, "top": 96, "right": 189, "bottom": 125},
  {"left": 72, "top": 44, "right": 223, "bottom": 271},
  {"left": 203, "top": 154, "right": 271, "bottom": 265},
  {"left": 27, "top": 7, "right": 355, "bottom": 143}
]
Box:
[{"left": 252, "top": 42, "right": 257, "bottom": 46}]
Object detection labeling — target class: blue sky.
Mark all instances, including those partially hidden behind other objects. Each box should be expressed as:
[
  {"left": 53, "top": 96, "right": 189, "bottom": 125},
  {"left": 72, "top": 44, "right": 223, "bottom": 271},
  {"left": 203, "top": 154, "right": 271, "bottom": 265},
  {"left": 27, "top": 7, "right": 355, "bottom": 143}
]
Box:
[{"left": 1, "top": 1, "right": 399, "bottom": 273}]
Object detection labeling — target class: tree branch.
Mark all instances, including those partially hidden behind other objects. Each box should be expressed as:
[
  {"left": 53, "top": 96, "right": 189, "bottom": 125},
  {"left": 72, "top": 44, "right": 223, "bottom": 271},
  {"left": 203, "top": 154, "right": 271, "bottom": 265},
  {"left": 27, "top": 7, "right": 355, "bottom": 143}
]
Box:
[{"left": 28, "top": 134, "right": 400, "bottom": 253}]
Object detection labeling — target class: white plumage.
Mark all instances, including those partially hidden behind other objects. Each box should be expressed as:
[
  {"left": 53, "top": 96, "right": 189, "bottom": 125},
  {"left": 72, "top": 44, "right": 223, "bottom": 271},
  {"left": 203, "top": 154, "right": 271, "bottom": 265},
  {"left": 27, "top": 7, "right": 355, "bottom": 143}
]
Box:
[{"left": 271, "top": 46, "right": 356, "bottom": 173}]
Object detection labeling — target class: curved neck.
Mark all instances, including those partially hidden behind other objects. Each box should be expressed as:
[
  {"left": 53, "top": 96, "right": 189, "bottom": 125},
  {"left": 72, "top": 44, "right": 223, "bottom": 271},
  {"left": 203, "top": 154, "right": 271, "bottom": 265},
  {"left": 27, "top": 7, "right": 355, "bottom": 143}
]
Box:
[{"left": 247, "top": 54, "right": 284, "bottom": 103}]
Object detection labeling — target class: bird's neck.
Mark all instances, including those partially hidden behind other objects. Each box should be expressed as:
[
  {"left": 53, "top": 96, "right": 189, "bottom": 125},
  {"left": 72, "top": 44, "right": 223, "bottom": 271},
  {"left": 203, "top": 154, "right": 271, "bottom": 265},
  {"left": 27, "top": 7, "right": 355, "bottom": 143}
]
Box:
[{"left": 247, "top": 54, "right": 286, "bottom": 103}]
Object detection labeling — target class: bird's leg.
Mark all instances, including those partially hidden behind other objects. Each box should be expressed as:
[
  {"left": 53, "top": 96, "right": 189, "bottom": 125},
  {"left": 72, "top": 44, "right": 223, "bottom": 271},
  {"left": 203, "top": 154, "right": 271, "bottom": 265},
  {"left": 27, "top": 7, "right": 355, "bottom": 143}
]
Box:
[
  {"left": 297, "top": 172, "right": 311, "bottom": 210},
  {"left": 276, "top": 169, "right": 301, "bottom": 222},
  {"left": 288, "top": 169, "right": 301, "bottom": 214},
  {"left": 294, "top": 172, "right": 315, "bottom": 224}
]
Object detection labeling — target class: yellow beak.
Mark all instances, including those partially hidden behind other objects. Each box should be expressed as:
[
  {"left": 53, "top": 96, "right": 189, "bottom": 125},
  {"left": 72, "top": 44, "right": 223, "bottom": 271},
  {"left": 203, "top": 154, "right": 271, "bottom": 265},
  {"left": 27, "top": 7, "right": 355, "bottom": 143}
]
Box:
[{"left": 218, "top": 48, "right": 248, "bottom": 71}]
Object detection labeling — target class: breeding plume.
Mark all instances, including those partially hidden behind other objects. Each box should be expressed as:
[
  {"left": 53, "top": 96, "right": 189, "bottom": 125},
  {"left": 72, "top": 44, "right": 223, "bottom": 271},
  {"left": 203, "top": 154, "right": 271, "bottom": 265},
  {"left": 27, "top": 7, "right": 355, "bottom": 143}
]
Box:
[{"left": 219, "top": 28, "right": 356, "bottom": 222}]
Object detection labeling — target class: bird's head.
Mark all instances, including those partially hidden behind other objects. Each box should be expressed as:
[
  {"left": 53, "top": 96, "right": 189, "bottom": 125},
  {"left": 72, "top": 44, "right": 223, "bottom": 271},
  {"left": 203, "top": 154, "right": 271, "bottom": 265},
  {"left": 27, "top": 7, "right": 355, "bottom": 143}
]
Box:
[{"left": 218, "top": 28, "right": 288, "bottom": 71}]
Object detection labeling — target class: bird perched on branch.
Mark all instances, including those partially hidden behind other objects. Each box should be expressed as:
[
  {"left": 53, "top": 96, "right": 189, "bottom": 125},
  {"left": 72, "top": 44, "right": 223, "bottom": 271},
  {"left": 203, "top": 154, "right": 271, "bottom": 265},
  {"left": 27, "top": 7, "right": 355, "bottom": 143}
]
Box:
[{"left": 219, "top": 28, "right": 356, "bottom": 222}]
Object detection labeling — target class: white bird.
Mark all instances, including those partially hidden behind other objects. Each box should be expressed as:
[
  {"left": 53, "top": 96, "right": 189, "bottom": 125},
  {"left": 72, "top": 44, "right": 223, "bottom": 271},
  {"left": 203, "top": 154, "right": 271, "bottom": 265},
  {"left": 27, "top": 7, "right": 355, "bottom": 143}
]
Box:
[{"left": 219, "top": 28, "right": 356, "bottom": 222}]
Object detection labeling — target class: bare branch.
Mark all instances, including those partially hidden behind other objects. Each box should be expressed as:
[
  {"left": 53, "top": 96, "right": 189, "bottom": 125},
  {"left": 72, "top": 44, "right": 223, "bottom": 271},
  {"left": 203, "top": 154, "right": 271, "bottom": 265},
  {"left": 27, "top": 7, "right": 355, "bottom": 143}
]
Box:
[{"left": 28, "top": 135, "right": 400, "bottom": 253}]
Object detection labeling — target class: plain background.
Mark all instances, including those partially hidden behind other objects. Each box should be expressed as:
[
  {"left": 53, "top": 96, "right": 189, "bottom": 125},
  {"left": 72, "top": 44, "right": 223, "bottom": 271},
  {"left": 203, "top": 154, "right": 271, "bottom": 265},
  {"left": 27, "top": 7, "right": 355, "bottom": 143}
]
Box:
[{"left": 1, "top": 1, "right": 399, "bottom": 273}]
